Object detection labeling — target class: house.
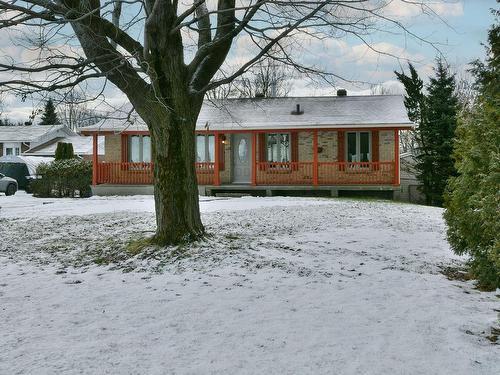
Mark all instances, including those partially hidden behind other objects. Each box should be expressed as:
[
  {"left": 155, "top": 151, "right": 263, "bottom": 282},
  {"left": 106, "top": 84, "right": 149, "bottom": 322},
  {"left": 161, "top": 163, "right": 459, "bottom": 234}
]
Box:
[
  {"left": 23, "top": 134, "right": 105, "bottom": 160},
  {"left": 80, "top": 94, "right": 414, "bottom": 197},
  {"left": 397, "top": 152, "right": 425, "bottom": 203},
  {"left": 0, "top": 125, "right": 73, "bottom": 157}
]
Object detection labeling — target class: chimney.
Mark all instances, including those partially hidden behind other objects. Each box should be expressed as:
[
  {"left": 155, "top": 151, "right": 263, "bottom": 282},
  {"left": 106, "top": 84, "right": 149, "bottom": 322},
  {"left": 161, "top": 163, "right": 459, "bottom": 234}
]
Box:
[
  {"left": 291, "top": 103, "right": 304, "bottom": 115},
  {"left": 337, "top": 89, "right": 347, "bottom": 97}
]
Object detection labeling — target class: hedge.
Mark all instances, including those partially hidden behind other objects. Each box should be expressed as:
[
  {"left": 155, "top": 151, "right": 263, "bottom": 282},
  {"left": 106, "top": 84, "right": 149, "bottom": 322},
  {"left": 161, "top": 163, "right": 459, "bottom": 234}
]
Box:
[{"left": 31, "top": 159, "right": 92, "bottom": 198}]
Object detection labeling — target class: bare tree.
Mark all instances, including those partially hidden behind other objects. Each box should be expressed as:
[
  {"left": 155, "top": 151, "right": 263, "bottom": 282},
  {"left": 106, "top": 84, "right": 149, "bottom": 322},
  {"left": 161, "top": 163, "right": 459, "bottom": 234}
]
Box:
[
  {"left": 236, "top": 58, "right": 292, "bottom": 98},
  {"left": 58, "top": 88, "right": 102, "bottom": 130},
  {"left": 370, "top": 83, "right": 396, "bottom": 96},
  {"left": 454, "top": 71, "right": 477, "bottom": 113},
  {"left": 208, "top": 58, "right": 291, "bottom": 99},
  {"left": 0, "top": 1, "right": 436, "bottom": 245}
]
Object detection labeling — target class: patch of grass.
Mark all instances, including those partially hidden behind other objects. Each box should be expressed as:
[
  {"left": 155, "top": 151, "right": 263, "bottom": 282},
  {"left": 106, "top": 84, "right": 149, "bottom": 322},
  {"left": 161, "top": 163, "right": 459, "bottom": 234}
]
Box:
[
  {"left": 440, "top": 265, "right": 472, "bottom": 282},
  {"left": 126, "top": 237, "right": 155, "bottom": 256},
  {"left": 486, "top": 327, "right": 499, "bottom": 344}
]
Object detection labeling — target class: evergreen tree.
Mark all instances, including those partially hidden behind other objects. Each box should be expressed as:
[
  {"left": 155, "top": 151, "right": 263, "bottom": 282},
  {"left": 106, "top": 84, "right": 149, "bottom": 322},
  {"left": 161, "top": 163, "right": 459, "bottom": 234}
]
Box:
[
  {"left": 55, "top": 142, "right": 75, "bottom": 160},
  {"left": 395, "top": 63, "right": 426, "bottom": 125},
  {"left": 396, "top": 60, "right": 459, "bottom": 206},
  {"left": 422, "top": 58, "right": 459, "bottom": 206},
  {"left": 39, "top": 98, "right": 61, "bottom": 125},
  {"left": 395, "top": 63, "right": 427, "bottom": 155},
  {"left": 444, "top": 17, "right": 500, "bottom": 290}
]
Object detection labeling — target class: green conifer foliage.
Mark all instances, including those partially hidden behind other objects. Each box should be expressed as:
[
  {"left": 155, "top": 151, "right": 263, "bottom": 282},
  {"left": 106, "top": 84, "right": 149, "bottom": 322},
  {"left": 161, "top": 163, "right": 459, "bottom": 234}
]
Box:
[
  {"left": 39, "top": 98, "right": 61, "bottom": 125},
  {"left": 395, "top": 60, "right": 459, "bottom": 206},
  {"left": 422, "top": 58, "right": 459, "bottom": 206},
  {"left": 444, "top": 18, "right": 500, "bottom": 290},
  {"left": 55, "top": 142, "right": 75, "bottom": 160}
]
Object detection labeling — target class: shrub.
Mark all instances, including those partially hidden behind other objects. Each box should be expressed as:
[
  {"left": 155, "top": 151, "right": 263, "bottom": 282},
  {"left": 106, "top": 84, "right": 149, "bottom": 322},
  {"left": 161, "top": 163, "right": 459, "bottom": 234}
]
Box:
[
  {"left": 31, "top": 159, "right": 92, "bottom": 198},
  {"left": 55, "top": 142, "right": 75, "bottom": 160}
]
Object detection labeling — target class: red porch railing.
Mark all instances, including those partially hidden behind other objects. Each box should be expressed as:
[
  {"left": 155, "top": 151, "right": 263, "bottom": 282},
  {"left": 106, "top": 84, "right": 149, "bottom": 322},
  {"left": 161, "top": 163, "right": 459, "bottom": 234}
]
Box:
[
  {"left": 95, "top": 162, "right": 215, "bottom": 185},
  {"left": 97, "top": 162, "right": 153, "bottom": 185},
  {"left": 256, "top": 162, "right": 314, "bottom": 185},
  {"left": 318, "top": 161, "right": 395, "bottom": 185},
  {"left": 256, "top": 161, "right": 395, "bottom": 185},
  {"left": 95, "top": 161, "right": 395, "bottom": 186},
  {"left": 195, "top": 162, "right": 215, "bottom": 185}
]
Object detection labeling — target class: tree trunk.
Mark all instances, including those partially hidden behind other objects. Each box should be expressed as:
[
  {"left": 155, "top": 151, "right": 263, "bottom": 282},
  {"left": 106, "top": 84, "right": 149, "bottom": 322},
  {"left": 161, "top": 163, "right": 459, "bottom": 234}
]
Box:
[{"left": 147, "top": 100, "right": 205, "bottom": 246}]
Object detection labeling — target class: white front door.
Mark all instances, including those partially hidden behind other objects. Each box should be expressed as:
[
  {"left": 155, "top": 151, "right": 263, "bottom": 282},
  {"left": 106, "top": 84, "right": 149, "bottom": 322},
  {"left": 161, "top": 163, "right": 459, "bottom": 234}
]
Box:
[{"left": 232, "top": 133, "right": 252, "bottom": 183}]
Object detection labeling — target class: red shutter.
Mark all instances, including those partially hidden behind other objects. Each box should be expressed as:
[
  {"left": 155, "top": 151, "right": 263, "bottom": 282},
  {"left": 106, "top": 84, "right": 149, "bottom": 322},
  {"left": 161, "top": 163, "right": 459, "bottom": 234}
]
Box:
[
  {"left": 372, "top": 130, "right": 379, "bottom": 170},
  {"left": 291, "top": 132, "right": 299, "bottom": 170},
  {"left": 258, "top": 133, "right": 267, "bottom": 170},
  {"left": 337, "top": 131, "right": 345, "bottom": 163},
  {"left": 219, "top": 135, "right": 225, "bottom": 171},
  {"left": 372, "top": 130, "right": 379, "bottom": 162},
  {"left": 121, "top": 134, "right": 128, "bottom": 170}
]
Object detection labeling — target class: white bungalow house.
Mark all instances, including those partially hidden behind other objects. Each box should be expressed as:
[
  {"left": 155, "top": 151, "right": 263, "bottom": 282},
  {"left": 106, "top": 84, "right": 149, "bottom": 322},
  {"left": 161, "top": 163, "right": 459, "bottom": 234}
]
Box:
[{"left": 81, "top": 94, "right": 414, "bottom": 198}]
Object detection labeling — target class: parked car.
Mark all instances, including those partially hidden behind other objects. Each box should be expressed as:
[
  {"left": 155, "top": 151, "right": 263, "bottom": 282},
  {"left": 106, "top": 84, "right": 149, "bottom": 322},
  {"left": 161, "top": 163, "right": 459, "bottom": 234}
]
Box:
[{"left": 0, "top": 173, "right": 18, "bottom": 196}]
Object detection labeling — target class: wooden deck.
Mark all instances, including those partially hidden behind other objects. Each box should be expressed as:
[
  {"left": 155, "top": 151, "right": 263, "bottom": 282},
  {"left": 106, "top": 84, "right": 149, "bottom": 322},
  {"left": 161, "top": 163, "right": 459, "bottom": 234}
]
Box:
[{"left": 94, "top": 161, "right": 397, "bottom": 186}]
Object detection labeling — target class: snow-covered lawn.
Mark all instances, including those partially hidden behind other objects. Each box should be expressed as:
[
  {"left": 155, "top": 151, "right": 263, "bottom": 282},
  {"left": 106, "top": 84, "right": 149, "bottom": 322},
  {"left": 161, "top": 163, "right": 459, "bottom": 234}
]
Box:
[{"left": 0, "top": 192, "right": 498, "bottom": 374}]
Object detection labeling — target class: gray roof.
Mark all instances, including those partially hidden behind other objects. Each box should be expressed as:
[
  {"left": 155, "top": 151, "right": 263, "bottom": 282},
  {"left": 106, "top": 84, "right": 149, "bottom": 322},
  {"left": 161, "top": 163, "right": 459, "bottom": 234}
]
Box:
[
  {"left": 24, "top": 135, "right": 105, "bottom": 156},
  {"left": 80, "top": 95, "right": 413, "bottom": 133},
  {"left": 0, "top": 125, "right": 72, "bottom": 143}
]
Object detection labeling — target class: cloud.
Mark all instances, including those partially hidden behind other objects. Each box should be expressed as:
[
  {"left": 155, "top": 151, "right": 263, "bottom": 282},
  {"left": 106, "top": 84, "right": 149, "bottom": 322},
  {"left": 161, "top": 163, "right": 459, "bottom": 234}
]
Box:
[
  {"left": 344, "top": 42, "right": 425, "bottom": 66},
  {"left": 384, "top": 0, "right": 464, "bottom": 19}
]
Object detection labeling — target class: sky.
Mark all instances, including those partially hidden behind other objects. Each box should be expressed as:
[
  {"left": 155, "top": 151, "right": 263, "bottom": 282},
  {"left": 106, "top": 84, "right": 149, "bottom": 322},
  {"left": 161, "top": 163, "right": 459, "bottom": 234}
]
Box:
[{"left": 0, "top": 0, "right": 497, "bottom": 123}]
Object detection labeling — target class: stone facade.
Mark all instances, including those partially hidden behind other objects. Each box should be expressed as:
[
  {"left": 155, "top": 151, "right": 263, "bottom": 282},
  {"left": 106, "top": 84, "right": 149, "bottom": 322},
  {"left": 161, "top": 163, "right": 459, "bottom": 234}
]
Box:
[
  {"left": 219, "top": 139, "right": 232, "bottom": 184},
  {"left": 297, "top": 132, "right": 312, "bottom": 161},
  {"left": 379, "top": 130, "right": 395, "bottom": 162},
  {"left": 318, "top": 131, "right": 338, "bottom": 162},
  {"left": 104, "top": 134, "right": 122, "bottom": 162}
]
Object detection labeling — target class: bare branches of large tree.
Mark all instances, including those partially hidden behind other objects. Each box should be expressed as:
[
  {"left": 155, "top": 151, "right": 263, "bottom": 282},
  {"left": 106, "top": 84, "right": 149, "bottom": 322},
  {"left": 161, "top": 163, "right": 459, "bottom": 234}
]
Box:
[{"left": 0, "top": 0, "right": 438, "bottom": 245}]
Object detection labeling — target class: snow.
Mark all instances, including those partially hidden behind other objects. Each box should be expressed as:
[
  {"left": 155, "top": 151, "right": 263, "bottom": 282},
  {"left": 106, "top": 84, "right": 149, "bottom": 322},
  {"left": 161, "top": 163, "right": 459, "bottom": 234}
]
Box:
[
  {"left": 0, "top": 155, "right": 54, "bottom": 175},
  {"left": 0, "top": 193, "right": 498, "bottom": 374}
]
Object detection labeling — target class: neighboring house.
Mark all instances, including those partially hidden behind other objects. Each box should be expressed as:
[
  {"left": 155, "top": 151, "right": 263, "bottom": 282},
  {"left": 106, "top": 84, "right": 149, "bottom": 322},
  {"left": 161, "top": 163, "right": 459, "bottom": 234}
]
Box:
[
  {"left": 0, "top": 125, "right": 73, "bottom": 157},
  {"left": 397, "top": 152, "right": 425, "bottom": 204},
  {"left": 24, "top": 134, "right": 104, "bottom": 160},
  {"left": 80, "top": 94, "right": 414, "bottom": 197}
]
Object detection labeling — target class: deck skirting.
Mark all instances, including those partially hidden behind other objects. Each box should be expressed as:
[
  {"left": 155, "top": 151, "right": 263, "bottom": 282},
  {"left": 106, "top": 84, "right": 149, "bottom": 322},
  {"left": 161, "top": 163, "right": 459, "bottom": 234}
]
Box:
[{"left": 91, "top": 183, "right": 400, "bottom": 198}]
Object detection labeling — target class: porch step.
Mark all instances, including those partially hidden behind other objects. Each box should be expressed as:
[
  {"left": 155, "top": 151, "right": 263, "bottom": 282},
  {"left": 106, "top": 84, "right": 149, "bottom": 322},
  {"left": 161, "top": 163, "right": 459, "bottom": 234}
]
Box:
[{"left": 214, "top": 192, "right": 253, "bottom": 198}]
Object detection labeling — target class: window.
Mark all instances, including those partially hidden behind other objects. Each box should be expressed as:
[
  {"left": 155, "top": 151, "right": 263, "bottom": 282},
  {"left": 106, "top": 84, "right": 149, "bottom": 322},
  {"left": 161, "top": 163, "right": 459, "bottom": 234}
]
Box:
[
  {"left": 196, "top": 134, "right": 215, "bottom": 162},
  {"left": 5, "top": 147, "right": 20, "bottom": 156},
  {"left": 267, "top": 133, "right": 290, "bottom": 162},
  {"left": 129, "top": 135, "right": 151, "bottom": 162},
  {"left": 346, "top": 132, "right": 371, "bottom": 162}
]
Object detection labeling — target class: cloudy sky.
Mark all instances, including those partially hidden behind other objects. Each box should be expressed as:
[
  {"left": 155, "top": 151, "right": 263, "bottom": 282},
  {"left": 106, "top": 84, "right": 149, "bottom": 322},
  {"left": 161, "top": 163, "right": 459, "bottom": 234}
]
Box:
[{"left": 0, "top": 0, "right": 497, "bottom": 123}]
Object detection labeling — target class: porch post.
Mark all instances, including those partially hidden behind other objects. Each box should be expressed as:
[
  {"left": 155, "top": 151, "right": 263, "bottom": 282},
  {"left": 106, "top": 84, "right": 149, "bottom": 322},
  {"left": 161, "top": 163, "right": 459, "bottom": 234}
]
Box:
[
  {"left": 214, "top": 132, "right": 221, "bottom": 186},
  {"left": 394, "top": 129, "right": 400, "bottom": 185},
  {"left": 313, "top": 129, "right": 319, "bottom": 186},
  {"left": 92, "top": 133, "right": 98, "bottom": 186},
  {"left": 251, "top": 132, "right": 257, "bottom": 186}
]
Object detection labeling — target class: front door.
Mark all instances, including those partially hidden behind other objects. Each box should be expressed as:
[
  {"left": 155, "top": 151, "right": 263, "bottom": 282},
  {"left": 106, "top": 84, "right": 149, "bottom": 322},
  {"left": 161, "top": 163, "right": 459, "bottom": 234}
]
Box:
[{"left": 232, "top": 133, "right": 252, "bottom": 183}]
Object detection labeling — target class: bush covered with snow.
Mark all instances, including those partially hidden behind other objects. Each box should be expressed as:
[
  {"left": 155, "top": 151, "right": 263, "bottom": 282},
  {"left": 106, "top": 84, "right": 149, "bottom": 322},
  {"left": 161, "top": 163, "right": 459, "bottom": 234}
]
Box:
[{"left": 31, "top": 159, "right": 92, "bottom": 198}]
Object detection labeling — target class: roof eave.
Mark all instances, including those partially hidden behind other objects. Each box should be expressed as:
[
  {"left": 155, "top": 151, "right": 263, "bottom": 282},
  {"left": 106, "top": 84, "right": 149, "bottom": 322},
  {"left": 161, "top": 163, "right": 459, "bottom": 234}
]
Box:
[{"left": 80, "top": 122, "right": 414, "bottom": 135}]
